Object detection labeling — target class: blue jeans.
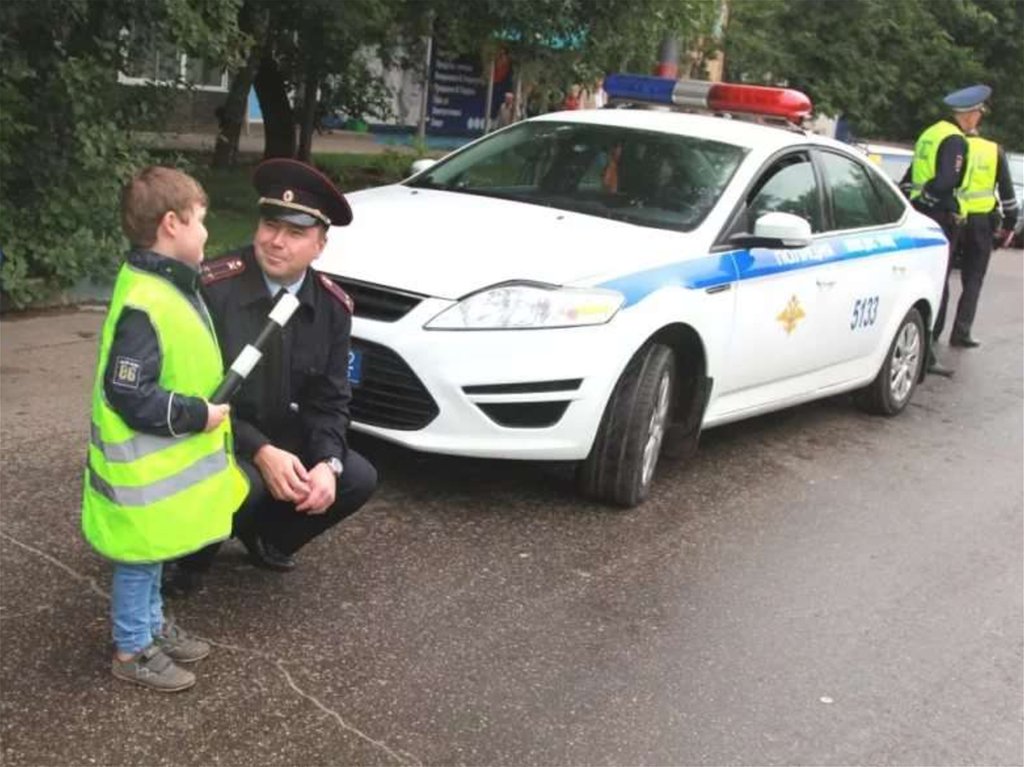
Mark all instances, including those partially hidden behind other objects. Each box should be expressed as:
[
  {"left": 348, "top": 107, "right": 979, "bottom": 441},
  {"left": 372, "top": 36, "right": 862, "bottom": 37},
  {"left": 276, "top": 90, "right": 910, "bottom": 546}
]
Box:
[{"left": 110, "top": 563, "right": 164, "bottom": 655}]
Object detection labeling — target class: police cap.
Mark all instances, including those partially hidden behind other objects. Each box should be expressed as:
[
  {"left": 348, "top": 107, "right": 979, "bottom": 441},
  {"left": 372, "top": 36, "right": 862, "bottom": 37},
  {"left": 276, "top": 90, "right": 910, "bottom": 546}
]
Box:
[
  {"left": 942, "top": 84, "right": 991, "bottom": 113},
  {"left": 253, "top": 158, "right": 353, "bottom": 228}
]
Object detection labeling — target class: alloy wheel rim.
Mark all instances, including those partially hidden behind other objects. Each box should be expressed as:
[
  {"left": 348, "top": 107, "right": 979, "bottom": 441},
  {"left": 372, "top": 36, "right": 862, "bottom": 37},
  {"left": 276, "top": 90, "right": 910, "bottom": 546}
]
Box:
[
  {"left": 641, "top": 371, "right": 672, "bottom": 487},
  {"left": 889, "top": 321, "right": 921, "bottom": 403}
]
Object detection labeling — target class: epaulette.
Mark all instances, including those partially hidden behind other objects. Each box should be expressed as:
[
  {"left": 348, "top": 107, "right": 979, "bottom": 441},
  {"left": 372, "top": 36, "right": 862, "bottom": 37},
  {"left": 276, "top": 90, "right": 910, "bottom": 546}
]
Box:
[
  {"left": 200, "top": 256, "right": 246, "bottom": 286},
  {"left": 318, "top": 274, "right": 354, "bottom": 314}
]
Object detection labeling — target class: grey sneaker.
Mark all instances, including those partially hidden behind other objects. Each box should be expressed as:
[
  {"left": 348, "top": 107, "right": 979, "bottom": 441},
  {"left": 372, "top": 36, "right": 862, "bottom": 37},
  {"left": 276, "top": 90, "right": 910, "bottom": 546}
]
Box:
[
  {"left": 154, "top": 621, "right": 210, "bottom": 663},
  {"left": 111, "top": 645, "right": 195, "bottom": 692}
]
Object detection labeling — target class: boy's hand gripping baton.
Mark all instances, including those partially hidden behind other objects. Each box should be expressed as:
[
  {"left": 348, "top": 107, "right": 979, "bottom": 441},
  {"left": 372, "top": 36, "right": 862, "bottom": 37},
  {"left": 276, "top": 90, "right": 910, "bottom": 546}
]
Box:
[{"left": 210, "top": 291, "right": 301, "bottom": 405}]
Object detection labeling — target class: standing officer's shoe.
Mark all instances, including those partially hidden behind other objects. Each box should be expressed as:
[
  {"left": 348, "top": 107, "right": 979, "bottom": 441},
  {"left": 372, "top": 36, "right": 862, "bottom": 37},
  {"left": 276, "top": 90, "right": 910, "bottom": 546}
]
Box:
[
  {"left": 238, "top": 531, "right": 297, "bottom": 572},
  {"left": 926, "top": 349, "right": 955, "bottom": 377},
  {"left": 949, "top": 335, "right": 981, "bottom": 348}
]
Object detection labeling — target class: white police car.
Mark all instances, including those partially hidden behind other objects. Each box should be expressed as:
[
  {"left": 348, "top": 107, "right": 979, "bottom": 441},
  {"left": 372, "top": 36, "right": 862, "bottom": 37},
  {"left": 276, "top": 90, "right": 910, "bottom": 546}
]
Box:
[{"left": 316, "top": 74, "right": 948, "bottom": 506}]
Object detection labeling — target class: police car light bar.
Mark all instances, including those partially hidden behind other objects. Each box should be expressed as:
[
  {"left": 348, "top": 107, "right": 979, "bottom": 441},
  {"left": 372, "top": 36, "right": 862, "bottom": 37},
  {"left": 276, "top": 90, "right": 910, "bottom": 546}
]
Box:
[{"left": 603, "top": 73, "right": 813, "bottom": 123}]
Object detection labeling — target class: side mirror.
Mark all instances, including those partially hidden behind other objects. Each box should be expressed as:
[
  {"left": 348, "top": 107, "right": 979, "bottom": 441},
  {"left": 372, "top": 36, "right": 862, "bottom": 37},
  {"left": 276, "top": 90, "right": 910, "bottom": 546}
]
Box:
[
  {"left": 729, "top": 211, "right": 813, "bottom": 249},
  {"left": 409, "top": 158, "right": 437, "bottom": 176}
]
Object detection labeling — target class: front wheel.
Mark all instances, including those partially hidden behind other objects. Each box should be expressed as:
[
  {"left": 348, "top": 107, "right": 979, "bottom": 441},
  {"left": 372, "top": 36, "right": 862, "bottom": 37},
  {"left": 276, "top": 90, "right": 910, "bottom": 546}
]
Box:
[
  {"left": 855, "top": 307, "right": 925, "bottom": 416},
  {"left": 577, "top": 343, "right": 675, "bottom": 507}
]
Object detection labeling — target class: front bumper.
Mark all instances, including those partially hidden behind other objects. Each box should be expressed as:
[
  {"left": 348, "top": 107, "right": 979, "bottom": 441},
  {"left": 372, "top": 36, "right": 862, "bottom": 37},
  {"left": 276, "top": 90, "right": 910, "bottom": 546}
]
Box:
[{"left": 346, "top": 297, "right": 626, "bottom": 461}]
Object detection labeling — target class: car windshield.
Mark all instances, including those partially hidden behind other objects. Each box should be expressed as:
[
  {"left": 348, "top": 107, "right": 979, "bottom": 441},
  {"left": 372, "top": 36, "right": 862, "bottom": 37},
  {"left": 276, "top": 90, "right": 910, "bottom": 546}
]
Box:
[{"left": 406, "top": 121, "right": 748, "bottom": 232}]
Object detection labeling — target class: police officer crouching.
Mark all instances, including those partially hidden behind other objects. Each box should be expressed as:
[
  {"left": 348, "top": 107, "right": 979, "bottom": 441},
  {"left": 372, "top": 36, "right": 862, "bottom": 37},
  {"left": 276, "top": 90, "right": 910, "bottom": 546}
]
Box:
[{"left": 168, "top": 159, "right": 377, "bottom": 593}]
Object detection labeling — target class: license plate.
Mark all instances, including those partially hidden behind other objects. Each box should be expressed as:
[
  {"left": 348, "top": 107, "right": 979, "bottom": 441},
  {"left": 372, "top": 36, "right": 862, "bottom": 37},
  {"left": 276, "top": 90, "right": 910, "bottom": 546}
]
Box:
[{"left": 347, "top": 349, "right": 362, "bottom": 386}]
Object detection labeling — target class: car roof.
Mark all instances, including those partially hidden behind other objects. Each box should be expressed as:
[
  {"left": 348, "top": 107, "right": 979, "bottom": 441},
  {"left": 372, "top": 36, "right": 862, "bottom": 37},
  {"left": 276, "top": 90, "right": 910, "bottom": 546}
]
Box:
[{"left": 532, "top": 107, "right": 849, "bottom": 155}]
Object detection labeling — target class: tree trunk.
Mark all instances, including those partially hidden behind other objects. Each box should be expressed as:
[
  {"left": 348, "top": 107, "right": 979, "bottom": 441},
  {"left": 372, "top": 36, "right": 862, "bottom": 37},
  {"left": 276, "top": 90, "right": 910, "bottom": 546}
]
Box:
[
  {"left": 296, "top": 69, "right": 319, "bottom": 162},
  {"left": 211, "top": 5, "right": 269, "bottom": 168},
  {"left": 254, "top": 53, "right": 296, "bottom": 159}
]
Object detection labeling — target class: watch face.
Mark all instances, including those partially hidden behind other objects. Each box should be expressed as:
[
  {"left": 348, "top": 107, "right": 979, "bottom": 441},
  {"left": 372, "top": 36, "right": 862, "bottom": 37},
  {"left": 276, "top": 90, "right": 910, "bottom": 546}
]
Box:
[{"left": 326, "top": 458, "right": 343, "bottom": 476}]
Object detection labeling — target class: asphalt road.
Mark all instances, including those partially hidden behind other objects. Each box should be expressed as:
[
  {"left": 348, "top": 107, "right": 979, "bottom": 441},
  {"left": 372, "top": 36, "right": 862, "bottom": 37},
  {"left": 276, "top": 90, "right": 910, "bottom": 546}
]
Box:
[{"left": 1, "top": 252, "right": 1021, "bottom": 766}]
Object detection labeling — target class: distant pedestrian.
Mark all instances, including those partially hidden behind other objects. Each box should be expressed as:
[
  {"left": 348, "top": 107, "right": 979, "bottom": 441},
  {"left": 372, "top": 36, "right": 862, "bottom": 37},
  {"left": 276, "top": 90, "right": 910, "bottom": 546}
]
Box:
[
  {"left": 82, "top": 167, "right": 248, "bottom": 692},
  {"left": 494, "top": 92, "right": 519, "bottom": 129}
]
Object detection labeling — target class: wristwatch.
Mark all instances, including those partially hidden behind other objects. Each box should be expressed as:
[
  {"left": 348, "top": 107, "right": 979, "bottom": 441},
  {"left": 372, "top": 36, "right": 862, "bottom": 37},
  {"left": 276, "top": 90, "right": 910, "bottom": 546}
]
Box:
[{"left": 321, "top": 457, "right": 344, "bottom": 477}]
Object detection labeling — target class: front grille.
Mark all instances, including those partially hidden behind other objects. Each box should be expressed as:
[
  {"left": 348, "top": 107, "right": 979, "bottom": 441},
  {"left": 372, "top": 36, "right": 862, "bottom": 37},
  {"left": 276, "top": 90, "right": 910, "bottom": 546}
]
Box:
[
  {"left": 327, "top": 276, "right": 424, "bottom": 322},
  {"left": 350, "top": 339, "right": 438, "bottom": 430},
  {"left": 476, "top": 401, "right": 571, "bottom": 428}
]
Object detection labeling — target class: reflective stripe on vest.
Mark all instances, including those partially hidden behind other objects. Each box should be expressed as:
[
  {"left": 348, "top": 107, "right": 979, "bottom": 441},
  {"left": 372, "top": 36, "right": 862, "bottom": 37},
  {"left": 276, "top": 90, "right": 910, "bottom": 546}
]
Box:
[
  {"left": 81, "top": 264, "right": 248, "bottom": 563},
  {"left": 910, "top": 120, "right": 965, "bottom": 214},
  {"left": 960, "top": 136, "right": 998, "bottom": 214},
  {"left": 88, "top": 448, "right": 228, "bottom": 506}
]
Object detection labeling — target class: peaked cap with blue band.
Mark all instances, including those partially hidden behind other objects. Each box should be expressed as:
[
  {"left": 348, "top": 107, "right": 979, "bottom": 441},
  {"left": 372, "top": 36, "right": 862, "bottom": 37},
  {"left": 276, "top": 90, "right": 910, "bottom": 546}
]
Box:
[
  {"left": 253, "top": 158, "right": 353, "bottom": 228},
  {"left": 942, "top": 84, "right": 991, "bottom": 112}
]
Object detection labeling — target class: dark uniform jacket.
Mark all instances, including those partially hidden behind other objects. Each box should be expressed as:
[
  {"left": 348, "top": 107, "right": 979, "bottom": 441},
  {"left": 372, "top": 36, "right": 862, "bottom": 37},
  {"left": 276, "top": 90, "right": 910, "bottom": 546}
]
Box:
[
  {"left": 200, "top": 245, "right": 354, "bottom": 467},
  {"left": 104, "top": 250, "right": 210, "bottom": 436}
]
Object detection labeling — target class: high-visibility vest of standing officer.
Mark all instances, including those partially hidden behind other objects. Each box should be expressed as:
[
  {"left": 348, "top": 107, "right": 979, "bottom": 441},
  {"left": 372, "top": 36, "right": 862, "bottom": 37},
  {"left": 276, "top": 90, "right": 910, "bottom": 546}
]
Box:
[
  {"left": 82, "top": 264, "right": 248, "bottom": 563},
  {"left": 959, "top": 135, "right": 999, "bottom": 215},
  {"left": 910, "top": 119, "right": 965, "bottom": 215}
]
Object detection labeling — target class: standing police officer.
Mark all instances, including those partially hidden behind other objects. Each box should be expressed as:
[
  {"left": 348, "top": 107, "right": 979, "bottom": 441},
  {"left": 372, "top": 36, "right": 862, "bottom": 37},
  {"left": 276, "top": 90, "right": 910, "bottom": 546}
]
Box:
[
  {"left": 903, "top": 84, "right": 990, "bottom": 377},
  {"left": 947, "top": 129, "right": 1019, "bottom": 347},
  {"left": 170, "top": 159, "right": 377, "bottom": 590}
]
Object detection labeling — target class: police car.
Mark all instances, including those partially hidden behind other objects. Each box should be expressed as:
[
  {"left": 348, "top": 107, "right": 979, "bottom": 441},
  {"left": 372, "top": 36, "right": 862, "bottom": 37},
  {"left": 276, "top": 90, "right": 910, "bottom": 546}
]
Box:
[{"left": 316, "top": 74, "right": 948, "bottom": 506}]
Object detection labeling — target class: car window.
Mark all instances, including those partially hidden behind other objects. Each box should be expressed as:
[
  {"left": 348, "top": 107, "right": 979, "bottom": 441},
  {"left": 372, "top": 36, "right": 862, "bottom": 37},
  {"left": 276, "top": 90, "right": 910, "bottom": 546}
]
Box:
[
  {"left": 746, "top": 153, "right": 824, "bottom": 233},
  {"left": 407, "top": 121, "right": 748, "bottom": 233},
  {"left": 819, "top": 151, "right": 896, "bottom": 230}
]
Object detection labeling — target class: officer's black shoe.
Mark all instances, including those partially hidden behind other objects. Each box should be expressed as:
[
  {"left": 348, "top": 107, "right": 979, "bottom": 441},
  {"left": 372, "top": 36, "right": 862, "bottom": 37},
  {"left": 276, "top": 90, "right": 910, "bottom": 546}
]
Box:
[
  {"left": 238, "top": 531, "right": 296, "bottom": 572},
  {"left": 927, "top": 360, "right": 955, "bottom": 377},
  {"left": 162, "top": 566, "right": 205, "bottom": 599},
  {"left": 949, "top": 335, "right": 981, "bottom": 348}
]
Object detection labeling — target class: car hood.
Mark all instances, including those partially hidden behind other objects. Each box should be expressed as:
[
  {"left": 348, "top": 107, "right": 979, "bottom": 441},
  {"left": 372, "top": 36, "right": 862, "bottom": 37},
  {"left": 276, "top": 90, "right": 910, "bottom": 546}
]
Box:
[{"left": 314, "top": 185, "right": 690, "bottom": 299}]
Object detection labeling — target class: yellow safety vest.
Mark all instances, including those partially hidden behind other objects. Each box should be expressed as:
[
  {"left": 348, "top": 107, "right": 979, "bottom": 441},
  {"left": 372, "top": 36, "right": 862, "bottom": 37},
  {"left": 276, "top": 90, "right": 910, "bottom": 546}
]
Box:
[
  {"left": 910, "top": 120, "right": 965, "bottom": 215},
  {"left": 82, "top": 264, "right": 248, "bottom": 562},
  {"left": 959, "top": 136, "right": 998, "bottom": 215}
]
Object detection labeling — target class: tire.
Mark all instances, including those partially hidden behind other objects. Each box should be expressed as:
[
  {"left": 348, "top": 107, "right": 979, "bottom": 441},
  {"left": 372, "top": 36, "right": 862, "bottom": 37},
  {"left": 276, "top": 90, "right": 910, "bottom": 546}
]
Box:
[
  {"left": 577, "top": 343, "right": 675, "bottom": 507},
  {"left": 855, "top": 307, "right": 925, "bottom": 416}
]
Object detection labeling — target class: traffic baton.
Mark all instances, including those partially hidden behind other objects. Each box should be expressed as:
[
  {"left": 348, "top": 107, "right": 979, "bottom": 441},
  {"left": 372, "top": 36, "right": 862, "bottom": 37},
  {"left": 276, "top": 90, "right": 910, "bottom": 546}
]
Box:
[{"left": 210, "top": 291, "right": 301, "bottom": 405}]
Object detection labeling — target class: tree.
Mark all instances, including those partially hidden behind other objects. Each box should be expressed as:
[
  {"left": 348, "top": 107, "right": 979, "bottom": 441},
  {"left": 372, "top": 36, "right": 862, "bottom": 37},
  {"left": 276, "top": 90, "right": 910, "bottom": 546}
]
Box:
[
  {"left": 724, "top": 0, "right": 1022, "bottom": 149},
  {"left": 0, "top": 0, "right": 244, "bottom": 306}
]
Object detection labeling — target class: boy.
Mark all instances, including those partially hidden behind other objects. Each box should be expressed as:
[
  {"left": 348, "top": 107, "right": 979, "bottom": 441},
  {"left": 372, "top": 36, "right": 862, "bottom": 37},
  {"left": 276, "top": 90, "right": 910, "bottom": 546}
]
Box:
[{"left": 82, "top": 166, "right": 248, "bottom": 691}]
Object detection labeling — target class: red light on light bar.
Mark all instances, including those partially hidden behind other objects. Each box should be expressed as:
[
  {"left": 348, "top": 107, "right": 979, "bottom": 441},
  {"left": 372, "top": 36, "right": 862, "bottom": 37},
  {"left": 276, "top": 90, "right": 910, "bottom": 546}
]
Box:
[{"left": 706, "top": 83, "right": 812, "bottom": 122}]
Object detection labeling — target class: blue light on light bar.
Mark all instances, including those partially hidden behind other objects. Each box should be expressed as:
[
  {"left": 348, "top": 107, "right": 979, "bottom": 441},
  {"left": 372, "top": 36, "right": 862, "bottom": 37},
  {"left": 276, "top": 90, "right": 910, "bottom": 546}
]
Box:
[{"left": 603, "top": 74, "right": 676, "bottom": 105}]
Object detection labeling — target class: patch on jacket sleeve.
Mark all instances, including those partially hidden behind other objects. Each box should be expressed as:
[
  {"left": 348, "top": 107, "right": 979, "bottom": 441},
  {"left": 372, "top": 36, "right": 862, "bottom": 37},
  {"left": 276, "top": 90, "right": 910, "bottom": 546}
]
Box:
[
  {"left": 111, "top": 356, "right": 142, "bottom": 389},
  {"left": 318, "top": 274, "right": 354, "bottom": 314},
  {"left": 200, "top": 256, "right": 245, "bottom": 286}
]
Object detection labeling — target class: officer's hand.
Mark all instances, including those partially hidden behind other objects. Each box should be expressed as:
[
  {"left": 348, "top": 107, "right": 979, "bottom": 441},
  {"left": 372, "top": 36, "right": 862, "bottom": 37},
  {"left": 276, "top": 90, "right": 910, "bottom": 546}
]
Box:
[
  {"left": 294, "top": 463, "right": 336, "bottom": 515},
  {"left": 253, "top": 444, "right": 311, "bottom": 502},
  {"left": 204, "top": 403, "right": 230, "bottom": 432},
  {"left": 995, "top": 228, "right": 1015, "bottom": 249}
]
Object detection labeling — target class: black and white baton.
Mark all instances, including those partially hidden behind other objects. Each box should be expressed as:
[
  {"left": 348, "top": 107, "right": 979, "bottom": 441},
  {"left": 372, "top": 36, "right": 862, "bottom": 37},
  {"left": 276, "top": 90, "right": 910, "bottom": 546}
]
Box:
[{"left": 210, "top": 291, "right": 301, "bottom": 405}]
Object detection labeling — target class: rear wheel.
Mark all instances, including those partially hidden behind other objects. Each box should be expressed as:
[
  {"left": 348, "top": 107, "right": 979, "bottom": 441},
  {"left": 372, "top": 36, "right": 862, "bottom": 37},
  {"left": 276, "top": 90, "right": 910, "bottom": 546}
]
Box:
[
  {"left": 855, "top": 307, "right": 924, "bottom": 416},
  {"left": 577, "top": 343, "right": 675, "bottom": 507}
]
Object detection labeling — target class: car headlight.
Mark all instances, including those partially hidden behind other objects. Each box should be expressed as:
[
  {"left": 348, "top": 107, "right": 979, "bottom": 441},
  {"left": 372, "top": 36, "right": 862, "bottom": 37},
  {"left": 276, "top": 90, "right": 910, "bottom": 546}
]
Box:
[{"left": 425, "top": 283, "right": 625, "bottom": 330}]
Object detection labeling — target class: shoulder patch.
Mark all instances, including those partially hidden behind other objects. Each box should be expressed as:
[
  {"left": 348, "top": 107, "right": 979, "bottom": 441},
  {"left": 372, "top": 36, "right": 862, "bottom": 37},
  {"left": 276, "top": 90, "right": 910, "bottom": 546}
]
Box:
[
  {"left": 318, "top": 274, "right": 354, "bottom": 314},
  {"left": 201, "top": 256, "right": 246, "bottom": 286},
  {"left": 111, "top": 356, "right": 142, "bottom": 389}
]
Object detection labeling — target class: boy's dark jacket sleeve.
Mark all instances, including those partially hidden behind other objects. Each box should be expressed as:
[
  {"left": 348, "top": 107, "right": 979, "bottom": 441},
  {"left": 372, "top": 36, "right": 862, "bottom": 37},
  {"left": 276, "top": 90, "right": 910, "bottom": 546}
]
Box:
[{"left": 103, "top": 308, "right": 209, "bottom": 436}]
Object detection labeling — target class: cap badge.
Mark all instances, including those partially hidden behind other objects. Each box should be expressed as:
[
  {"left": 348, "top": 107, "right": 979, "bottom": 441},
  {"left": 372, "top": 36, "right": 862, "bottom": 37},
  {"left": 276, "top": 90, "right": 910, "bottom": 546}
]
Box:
[{"left": 283, "top": 189, "right": 295, "bottom": 202}]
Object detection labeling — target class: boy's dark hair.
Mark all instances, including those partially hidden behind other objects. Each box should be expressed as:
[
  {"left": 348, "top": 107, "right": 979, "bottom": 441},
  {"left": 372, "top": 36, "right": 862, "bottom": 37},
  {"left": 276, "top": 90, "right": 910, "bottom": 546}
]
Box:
[{"left": 121, "top": 166, "right": 208, "bottom": 248}]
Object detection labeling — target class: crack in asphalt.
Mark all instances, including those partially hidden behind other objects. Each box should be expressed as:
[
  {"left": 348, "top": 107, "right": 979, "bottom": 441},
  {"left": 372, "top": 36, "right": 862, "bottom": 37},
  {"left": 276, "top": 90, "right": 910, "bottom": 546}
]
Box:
[{"left": 0, "top": 530, "right": 422, "bottom": 766}]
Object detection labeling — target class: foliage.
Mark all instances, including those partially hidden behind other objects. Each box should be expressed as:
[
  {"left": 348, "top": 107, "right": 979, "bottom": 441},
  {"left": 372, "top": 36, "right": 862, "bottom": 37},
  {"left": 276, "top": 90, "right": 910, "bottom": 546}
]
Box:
[
  {"left": 0, "top": 0, "right": 245, "bottom": 308},
  {"left": 725, "top": 0, "right": 1023, "bottom": 149}
]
